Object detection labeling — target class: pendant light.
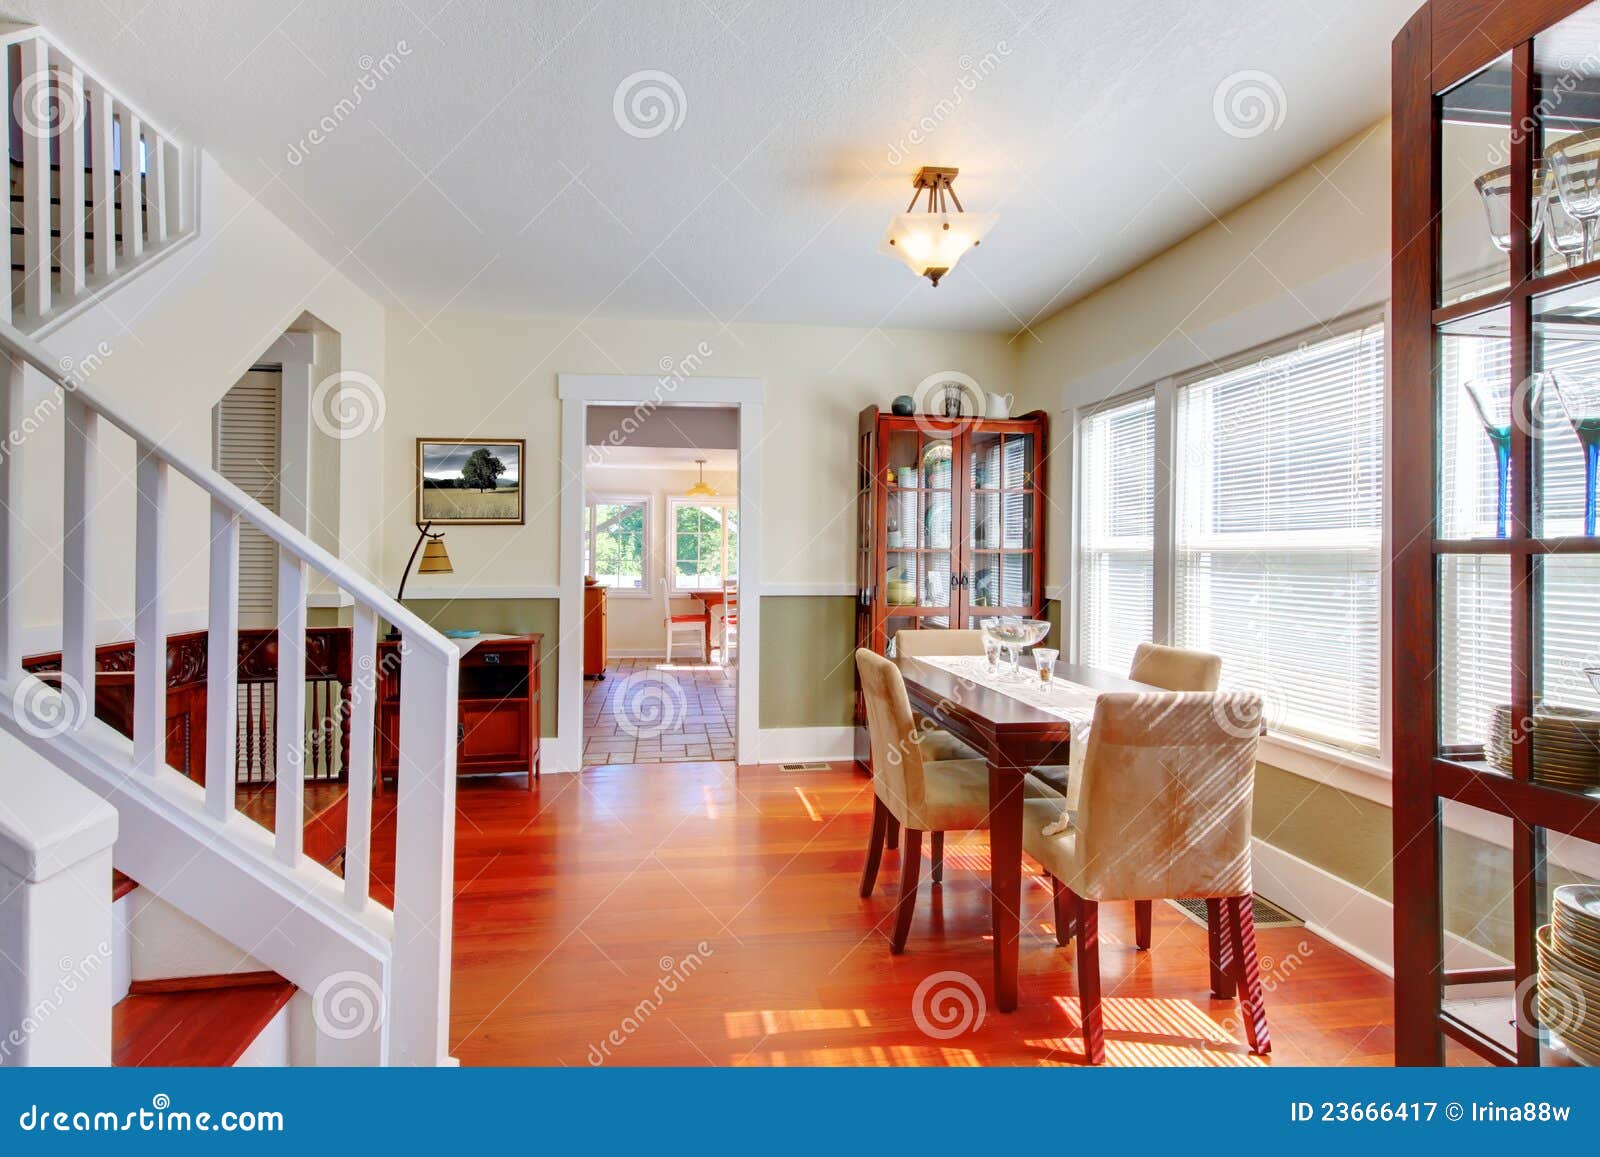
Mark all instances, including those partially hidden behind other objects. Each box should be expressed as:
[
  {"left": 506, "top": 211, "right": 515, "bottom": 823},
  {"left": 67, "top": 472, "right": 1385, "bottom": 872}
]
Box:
[
  {"left": 880, "top": 166, "right": 997, "bottom": 287},
  {"left": 685, "top": 457, "right": 717, "bottom": 498}
]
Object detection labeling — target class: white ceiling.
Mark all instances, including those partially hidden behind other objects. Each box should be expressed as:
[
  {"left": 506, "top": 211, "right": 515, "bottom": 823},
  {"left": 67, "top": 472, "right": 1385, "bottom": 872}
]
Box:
[{"left": 25, "top": 0, "right": 1416, "bottom": 332}]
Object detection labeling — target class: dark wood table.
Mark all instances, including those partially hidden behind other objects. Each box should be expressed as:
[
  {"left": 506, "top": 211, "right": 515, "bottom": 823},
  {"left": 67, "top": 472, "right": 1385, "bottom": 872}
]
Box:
[{"left": 895, "top": 654, "right": 1161, "bottom": 1012}]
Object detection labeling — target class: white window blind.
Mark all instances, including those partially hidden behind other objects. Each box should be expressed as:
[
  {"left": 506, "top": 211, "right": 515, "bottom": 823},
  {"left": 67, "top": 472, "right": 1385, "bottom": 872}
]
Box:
[
  {"left": 213, "top": 369, "right": 281, "bottom": 630},
  {"left": 1175, "top": 323, "right": 1385, "bottom": 752},
  {"left": 1078, "top": 393, "right": 1154, "bottom": 675}
]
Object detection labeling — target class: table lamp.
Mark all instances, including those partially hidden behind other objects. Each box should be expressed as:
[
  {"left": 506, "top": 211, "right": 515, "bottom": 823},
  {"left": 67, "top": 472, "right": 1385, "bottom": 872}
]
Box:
[{"left": 390, "top": 521, "right": 452, "bottom": 639}]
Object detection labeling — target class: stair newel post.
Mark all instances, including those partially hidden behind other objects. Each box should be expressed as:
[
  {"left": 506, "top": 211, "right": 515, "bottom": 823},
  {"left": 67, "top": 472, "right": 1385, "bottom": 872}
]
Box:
[
  {"left": 19, "top": 36, "right": 52, "bottom": 322},
  {"left": 132, "top": 448, "right": 167, "bottom": 772},
  {"left": 56, "top": 55, "right": 87, "bottom": 300},
  {"left": 0, "top": 355, "right": 21, "bottom": 674},
  {"left": 390, "top": 639, "right": 458, "bottom": 1066},
  {"left": 114, "top": 104, "right": 142, "bottom": 262},
  {"left": 205, "top": 500, "right": 240, "bottom": 819},
  {"left": 87, "top": 78, "right": 115, "bottom": 280},
  {"left": 342, "top": 604, "right": 379, "bottom": 911},
  {"left": 273, "top": 551, "right": 308, "bottom": 865},
  {"left": 61, "top": 394, "right": 96, "bottom": 709}
]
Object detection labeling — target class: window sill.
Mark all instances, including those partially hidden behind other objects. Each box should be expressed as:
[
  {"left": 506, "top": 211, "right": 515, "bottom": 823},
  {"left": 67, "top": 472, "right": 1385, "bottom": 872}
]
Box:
[
  {"left": 597, "top": 587, "right": 651, "bottom": 599},
  {"left": 1256, "top": 730, "right": 1391, "bottom": 807}
]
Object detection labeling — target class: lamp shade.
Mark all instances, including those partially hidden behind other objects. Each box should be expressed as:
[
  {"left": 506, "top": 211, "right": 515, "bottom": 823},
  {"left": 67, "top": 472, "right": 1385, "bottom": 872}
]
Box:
[
  {"left": 880, "top": 211, "right": 997, "bottom": 285},
  {"left": 417, "top": 537, "right": 453, "bottom": 574}
]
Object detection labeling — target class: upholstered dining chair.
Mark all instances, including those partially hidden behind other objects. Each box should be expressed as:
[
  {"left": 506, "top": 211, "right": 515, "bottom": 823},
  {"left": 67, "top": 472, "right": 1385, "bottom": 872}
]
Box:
[
  {"left": 1122, "top": 642, "right": 1221, "bottom": 948},
  {"left": 1022, "top": 690, "right": 1269, "bottom": 1064},
  {"left": 855, "top": 647, "right": 995, "bottom": 952},
  {"left": 662, "top": 584, "right": 709, "bottom": 662}
]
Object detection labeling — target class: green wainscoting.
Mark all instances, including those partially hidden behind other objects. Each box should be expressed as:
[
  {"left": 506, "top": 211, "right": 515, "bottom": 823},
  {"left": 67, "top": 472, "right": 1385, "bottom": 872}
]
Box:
[{"left": 758, "top": 595, "right": 857, "bottom": 728}]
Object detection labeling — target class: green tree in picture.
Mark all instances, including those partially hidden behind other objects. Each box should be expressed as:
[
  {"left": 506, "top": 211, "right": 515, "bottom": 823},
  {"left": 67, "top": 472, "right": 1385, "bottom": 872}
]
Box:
[{"left": 460, "top": 448, "right": 507, "bottom": 492}]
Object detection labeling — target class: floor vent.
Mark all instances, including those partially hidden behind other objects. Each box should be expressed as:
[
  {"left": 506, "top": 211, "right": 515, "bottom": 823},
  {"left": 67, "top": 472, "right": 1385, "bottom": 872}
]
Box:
[
  {"left": 779, "top": 762, "right": 831, "bottom": 772},
  {"left": 1167, "top": 895, "right": 1303, "bottom": 929}
]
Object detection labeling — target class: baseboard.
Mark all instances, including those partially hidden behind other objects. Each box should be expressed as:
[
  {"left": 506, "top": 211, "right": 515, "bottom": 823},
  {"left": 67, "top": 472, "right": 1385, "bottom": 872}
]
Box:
[
  {"left": 1250, "top": 837, "right": 1507, "bottom": 978},
  {"left": 752, "top": 726, "right": 856, "bottom": 764}
]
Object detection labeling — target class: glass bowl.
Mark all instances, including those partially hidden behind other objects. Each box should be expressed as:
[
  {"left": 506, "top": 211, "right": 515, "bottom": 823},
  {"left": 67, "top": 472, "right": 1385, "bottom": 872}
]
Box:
[{"left": 981, "top": 618, "right": 1051, "bottom": 649}]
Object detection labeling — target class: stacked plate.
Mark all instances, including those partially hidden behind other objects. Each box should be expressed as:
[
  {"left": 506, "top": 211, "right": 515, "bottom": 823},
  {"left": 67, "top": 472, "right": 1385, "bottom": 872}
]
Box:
[
  {"left": 1485, "top": 705, "right": 1600, "bottom": 791},
  {"left": 1538, "top": 886, "right": 1600, "bottom": 1065}
]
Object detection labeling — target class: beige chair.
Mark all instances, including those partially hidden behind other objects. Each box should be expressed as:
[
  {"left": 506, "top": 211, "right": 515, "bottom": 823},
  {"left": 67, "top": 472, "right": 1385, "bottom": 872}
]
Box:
[
  {"left": 891, "top": 628, "right": 984, "bottom": 761},
  {"left": 1129, "top": 641, "right": 1222, "bottom": 695},
  {"left": 855, "top": 647, "right": 994, "bottom": 952},
  {"left": 1022, "top": 690, "right": 1269, "bottom": 1064}
]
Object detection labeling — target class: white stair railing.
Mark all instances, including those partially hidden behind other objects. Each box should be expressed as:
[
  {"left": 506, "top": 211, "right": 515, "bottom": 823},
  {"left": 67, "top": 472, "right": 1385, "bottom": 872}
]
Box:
[
  {"left": 2, "top": 24, "right": 196, "bottom": 333},
  {"left": 0, "top": 317, "right": 459, "bottom": 1066}
]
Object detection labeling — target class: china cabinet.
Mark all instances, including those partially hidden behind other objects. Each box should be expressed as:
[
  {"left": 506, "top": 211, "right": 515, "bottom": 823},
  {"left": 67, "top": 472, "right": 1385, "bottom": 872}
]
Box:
[
  {"left": 854, "top": 405, "right": 1048, "bottom": 667},
  {"left": 1393, "top": 0, "right": 1600, "bottom": 1067}
]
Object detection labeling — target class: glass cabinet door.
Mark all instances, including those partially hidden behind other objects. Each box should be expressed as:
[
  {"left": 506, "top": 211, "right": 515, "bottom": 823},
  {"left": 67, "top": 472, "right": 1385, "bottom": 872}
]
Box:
[
  {"left": 881, "top": 423, "right": 958, "bottom": 637},
  {"left": 963, "top": 425, "right": 1037, "bottom": 618}
]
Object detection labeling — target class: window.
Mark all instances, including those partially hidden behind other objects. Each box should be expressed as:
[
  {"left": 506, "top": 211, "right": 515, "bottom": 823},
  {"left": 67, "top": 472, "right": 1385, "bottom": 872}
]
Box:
[
  {"left": 1077, "top": 393, "right": 1155, "bottom": 674},
  {"left": 669, "top": 498, "right": 737, "bottom": 592},
  {"left": 1174, "top": 322, "right": 1385, "bottom": 752},
  {"left": 584, "top": 497, "right": 649, "bottom": 593}
]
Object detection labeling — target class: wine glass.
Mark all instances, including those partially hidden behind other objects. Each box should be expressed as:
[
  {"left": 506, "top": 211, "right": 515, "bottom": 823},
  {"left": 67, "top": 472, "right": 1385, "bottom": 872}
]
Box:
[
  {"left": 1545, "top": 372, "right": 1600, "bottom": 536},
  {"left": 1544, "top": 166, "right": 1587, "bottom": 269},
  {"left": 1463, "top": 378, "right": 1514, "bottom": 538},
  {"left": 1544, "top": 128, "right": 1600, "bottom": 263},
  {"left": 1475, "top": 165, "right": 1545, "bottom": 254}
]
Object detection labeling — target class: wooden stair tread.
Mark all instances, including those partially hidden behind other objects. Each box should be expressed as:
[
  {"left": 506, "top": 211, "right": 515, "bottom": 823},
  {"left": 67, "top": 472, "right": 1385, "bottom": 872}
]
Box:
[
  {"left": 111, "top": 869, "right": 138, "bottom": 902},
  {"left": 113, "top": 978, "right": 294, "bottom": 1067}
]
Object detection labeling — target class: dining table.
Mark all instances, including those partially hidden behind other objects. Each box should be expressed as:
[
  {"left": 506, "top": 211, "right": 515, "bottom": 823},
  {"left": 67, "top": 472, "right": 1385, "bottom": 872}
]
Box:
[{"left": 893, "top": 653, "right": 1163, "bottom": 1013}]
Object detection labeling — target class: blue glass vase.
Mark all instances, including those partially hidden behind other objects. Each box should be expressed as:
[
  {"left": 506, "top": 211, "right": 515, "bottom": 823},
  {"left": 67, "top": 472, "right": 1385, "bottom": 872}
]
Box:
[
  {"left": 1548, "top": 372, "right": 1600, "bottom": 537},
  {"left": 1463, "top": 379, "right": 1513, "bottom": 538}
]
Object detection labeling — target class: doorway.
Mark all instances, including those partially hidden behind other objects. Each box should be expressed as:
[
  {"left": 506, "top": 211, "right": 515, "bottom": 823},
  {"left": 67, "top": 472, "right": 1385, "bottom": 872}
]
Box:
[
  {"left": 557, "top": 375, "right": 765, "bottom": 773},
  {"left": 580, "top": 442, "right": 738, "bottom": 766}
]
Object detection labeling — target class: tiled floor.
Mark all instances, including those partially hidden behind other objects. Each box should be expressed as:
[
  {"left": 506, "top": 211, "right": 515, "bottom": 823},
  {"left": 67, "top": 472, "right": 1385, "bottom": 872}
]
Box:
[{"left": 582, "top": 655, "right": 737, "bottom": 765}]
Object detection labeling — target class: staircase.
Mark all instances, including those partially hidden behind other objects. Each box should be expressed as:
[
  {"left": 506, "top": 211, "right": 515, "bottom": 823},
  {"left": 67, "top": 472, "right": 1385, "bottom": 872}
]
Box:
[
  {"left": 0, "top": 22, "right": 462, "bottom": 1056},
  {"left": 0, "top": 23, "right": 195, "bottom": 335}
]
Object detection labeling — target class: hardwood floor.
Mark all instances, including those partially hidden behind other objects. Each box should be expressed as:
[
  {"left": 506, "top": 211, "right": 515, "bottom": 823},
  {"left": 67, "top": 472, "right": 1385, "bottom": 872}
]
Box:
[{"left": 372, "top": 761, "right": 1405, "bottom": 1067}]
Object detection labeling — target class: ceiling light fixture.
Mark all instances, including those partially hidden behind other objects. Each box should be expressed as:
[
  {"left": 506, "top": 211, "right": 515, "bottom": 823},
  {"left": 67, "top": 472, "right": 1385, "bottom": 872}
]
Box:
[
  {"left": 880, "top": 166, "right": 996, "bottom": 287},
  {"left": 685, "top": 457, "right": 717, "bottom": 498}
]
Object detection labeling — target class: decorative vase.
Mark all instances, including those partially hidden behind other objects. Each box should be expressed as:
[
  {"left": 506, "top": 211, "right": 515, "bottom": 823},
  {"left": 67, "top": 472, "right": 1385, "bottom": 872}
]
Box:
[
  {"left": 1548, "top": 372, "right": 1600, "bottom": 536},
  {"left": 891, "top": 394, "right": 914, "bottom": 416},
  {"left": 1463, "top": 378, "right": 1513, "bottom": 538}
]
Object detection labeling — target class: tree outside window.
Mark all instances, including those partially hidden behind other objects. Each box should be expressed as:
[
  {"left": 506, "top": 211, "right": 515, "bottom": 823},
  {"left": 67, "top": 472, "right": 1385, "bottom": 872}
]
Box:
[
  {"left": 669, "top": 499, "right": 737, "bottom": 591},
  {"left": 585, "top": 498, "right": 648, "bottom": 593}
]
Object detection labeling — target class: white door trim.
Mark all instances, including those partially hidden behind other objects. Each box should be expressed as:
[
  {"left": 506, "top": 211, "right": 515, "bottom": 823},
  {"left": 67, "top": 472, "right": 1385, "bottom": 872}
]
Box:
[{"left": 556, "top": 374, "right": 765, "bottom": 772}]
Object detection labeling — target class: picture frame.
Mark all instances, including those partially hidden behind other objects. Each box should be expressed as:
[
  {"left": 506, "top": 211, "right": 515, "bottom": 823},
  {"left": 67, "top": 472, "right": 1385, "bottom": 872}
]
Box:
[{"left": 416, "top": 438, "right": 526, "bottom": 525}]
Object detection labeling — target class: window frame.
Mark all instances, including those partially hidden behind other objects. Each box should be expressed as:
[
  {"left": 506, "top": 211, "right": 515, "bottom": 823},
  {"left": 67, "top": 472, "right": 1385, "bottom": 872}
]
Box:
[
  {"left": 666, "top": 495, "right": 738, "bottom": 594},
  {"left": 583, "top": 493, "right": 652, "bottom": 597},
  {"left": 1071, "top": 308, "right": 1391, "bottom": 768}
]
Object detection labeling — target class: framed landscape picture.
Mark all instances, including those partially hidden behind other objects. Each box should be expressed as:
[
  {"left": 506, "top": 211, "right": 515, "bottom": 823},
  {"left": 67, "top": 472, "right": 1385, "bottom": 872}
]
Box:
[{"left": 416, "top": 438, "right": 526, "bottom": 525}]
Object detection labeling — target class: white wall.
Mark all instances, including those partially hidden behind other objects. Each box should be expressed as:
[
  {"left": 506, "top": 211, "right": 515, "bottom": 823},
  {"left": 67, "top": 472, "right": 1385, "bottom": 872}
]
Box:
[
  {"left": 14, "top": 155, "right": 387, "bottom": 650},
  {"left": 1017, "top": 120, "right": 1392, "bottom": 592},
  {"left": 383, "top": 310, "right": 1021, "bottom": 597},
  {"left": 583, "top": 463, "right": 739, "bottom": 656}
]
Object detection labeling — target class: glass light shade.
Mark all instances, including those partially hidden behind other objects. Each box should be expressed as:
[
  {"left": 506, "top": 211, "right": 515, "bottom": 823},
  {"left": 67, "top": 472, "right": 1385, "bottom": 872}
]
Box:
[
  {"left": 417, "top": 538, "right": 453, "bottom": 574},
  {"left": 880, "top": 211, "right": 997, "bottom": 284},
  {"left": 684, "top": 480, "right": 717, "bottom": 498}
]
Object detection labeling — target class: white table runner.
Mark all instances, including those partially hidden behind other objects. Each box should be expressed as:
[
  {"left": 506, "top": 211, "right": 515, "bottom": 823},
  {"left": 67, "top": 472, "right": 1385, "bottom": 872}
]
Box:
[{"left": 914, "top": 654, "right": 1104, "bottom": 835}]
